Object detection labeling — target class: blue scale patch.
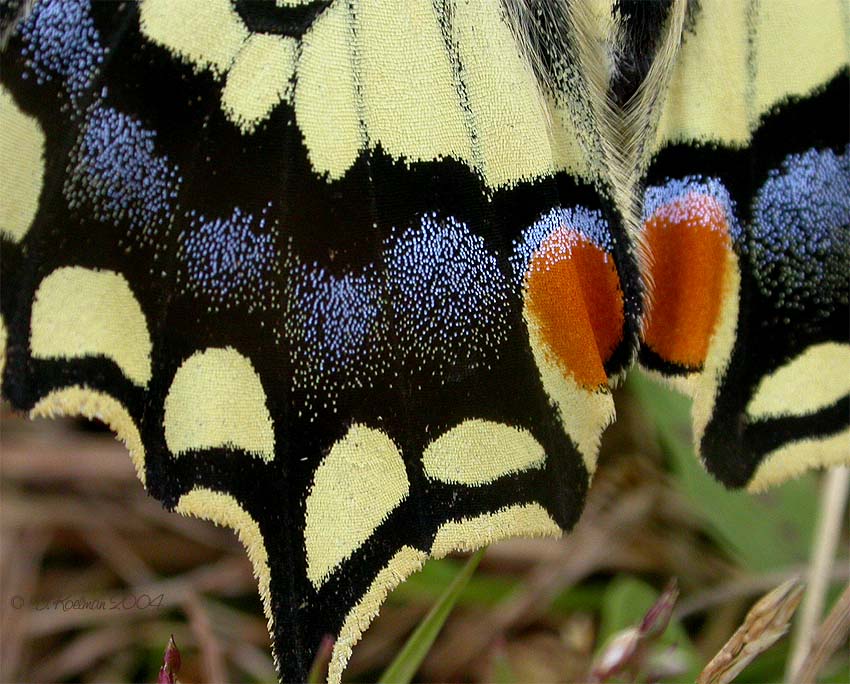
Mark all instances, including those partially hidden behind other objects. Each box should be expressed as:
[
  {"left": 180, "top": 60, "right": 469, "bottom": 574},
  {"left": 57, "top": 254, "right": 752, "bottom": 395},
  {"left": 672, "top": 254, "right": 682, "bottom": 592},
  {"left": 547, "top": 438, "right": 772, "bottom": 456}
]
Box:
[
  {"left": 19, "top": 0, "right": 104, "bottom": 103},
  {"left": 511, "top": 206, "right": 613, "bottom": 287},
  {"left": 65, "top": 101, "right": 182, "bottom": 246},
  {"left": 179, "top": 206, "right": 277, "bottom": 311},
  {"left": 751, "top": 146, "right": 850, "bottom": 316},
  {"left": 385, "top": 213, "right": 510, "bottom": 373},
  {"left": 642, "top": 176, "right": 741, "bottom": 241},
  {"left": 287, "top": 263, "right": 387, "bottom": 407}
]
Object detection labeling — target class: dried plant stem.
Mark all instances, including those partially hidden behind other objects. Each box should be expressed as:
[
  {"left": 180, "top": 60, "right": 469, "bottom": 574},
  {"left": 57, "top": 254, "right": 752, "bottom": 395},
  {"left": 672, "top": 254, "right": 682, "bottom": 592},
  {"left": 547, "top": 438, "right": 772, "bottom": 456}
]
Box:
[
  {"left": 786, "top": 467, "right": 850, "bottom": 681},
  {"left": 795, "top": 582, "right": 850, "bottom": 684}
]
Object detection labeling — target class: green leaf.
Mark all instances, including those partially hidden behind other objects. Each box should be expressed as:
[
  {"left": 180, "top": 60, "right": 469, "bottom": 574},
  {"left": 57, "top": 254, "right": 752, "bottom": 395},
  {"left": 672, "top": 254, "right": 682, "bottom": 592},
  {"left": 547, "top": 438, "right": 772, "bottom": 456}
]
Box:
[
  {"left": 392, "top": 558, "right": 606, "bottom": 613},
  {"left": 599, "top": 576, "right": 701, "bottom": 682},
  {"left": 627, "top": 372, "right": 818, "bottom": 571},
  {"left": 378, "top": 548, "right": 486, "bottom": 684}
]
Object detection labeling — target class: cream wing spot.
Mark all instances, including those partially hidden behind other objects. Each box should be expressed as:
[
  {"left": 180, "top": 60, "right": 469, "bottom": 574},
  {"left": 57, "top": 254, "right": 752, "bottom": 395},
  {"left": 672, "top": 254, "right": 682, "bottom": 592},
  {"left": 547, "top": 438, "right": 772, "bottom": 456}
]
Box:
[
  {"left": 328, "top": 546, "right": 427, "bottom": 684},
  {"left": 451, "top": 0, "right": 557, "bottom": 187},
  {"left": 357, "top": 0, "right": 472, "bottom": 166},
  {"left": 164, "top": 347, "right": 274, "bottom": 460},
  {"left": 746, "top": 343, "right": 850, "bottom": 420},
  {"left": 30, "top": 267, "right": 152, "bottom": 387},
  {"left": 431, "top": 503, "right": 561, "bottom": 558},
  {"left": 175, "top": 488, "right": 274, "bottom": 632},
  {"left": 294, "top": 1, "right": 361, "bottom": 179},
  {"left": 222, "top": 33, "right": 297, "bottom": 133},
  {"left": 423, "top": 420, "right": 546, "bottom": 485},
  {"left": 139, "top": 0, "right": 248, "bottom": 77},
  {"left": 0, "top": 85, "right": 45, "bottom": 242},
  {"left": 304, "top": 425, "right": 409, "bottom": 589},
  {"left": 30, "top": 386, "right": 147, "bottom": 486}
]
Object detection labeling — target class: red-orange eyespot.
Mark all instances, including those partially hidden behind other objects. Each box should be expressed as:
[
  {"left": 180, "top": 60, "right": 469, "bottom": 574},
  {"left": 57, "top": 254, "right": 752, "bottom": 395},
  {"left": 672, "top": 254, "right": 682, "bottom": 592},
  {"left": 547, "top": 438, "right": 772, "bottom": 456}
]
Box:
[
  {"left": 525, "top": 228, "right": 624, "bottom": 389},
  {"left": 642, "top": 192, "right": 731, "bottom": 370}
]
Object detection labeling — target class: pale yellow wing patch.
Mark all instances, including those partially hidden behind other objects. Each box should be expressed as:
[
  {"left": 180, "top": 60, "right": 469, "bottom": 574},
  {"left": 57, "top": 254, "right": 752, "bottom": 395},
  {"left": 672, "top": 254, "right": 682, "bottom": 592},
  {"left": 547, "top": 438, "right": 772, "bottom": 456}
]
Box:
[
  {"left": 293, "top": 0, "right": 588, "bottom": 185},
  {"left": 422, "top": 419, "right": 546, "bottom": 485},
  {"left": 163, "top": 347, "right": 275, "bottom": 460},
  {"left": 746, "top": 343, "right": 850, "bottom": 421},
  {"left": 0, "top": 84, "right": 45, "bottom": 242},
  {"left": 294, "top": 0, "right": 362, "bottom": 178},
  {"left": 139, "top": 0, "right": 248, "bottom": 77},
  {"left": 752, "top": 0, "right": 848, "bottom": 119},
  {"left": 448, "top": 0, "right": 559, "bottom": 187},
  {"left": 304, "top": 425, "right": 409, "bottom": 589},
  {"left": 30, "top": 385, "right": 147, "bottom": 486},
  {"left": 328, "top": 546, "right": 428, "bottom": 684},
  {"left": 175, "top": 488, "right": 274, "bottom": 634},
  {"left": 357, "top": 0, "right": 473, "bottom": 167},
  {"left": 30, "top": 267, "right": 152, "bottom": 387},
  {"left": 221, "top": 33, "right": 298, "bottom": 134},
  {"left": 431, "top": 503, "right": 561, "bottom": 558},
  {"left": 654, "top": 0, "right": 750, "bottom": 148}
]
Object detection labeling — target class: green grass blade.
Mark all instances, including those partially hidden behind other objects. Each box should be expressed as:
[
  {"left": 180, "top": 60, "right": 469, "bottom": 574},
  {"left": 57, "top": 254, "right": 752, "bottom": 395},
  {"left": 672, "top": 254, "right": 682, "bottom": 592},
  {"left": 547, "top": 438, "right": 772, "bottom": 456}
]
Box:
[
  {"left": 378, "top": 548, "right": 486, "bottom": 684},
  {"left": 628, "top": 371, "right": 818, "bottom": 571}
]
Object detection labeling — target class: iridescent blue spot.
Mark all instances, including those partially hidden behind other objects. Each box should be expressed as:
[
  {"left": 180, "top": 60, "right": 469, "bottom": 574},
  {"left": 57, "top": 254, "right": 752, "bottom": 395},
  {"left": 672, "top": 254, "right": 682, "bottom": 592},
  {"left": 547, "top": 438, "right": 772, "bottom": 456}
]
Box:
[
  {"left": 292, "top": 267, "right": 383, "bottom": 373},
  {"left": 65, "top": 103, "right": 180, "bottom": 239},
  {"left": 385, "top": 214, "right": 510, "bottom": 370},
  {"left": 752, "top": 146, "right": 849, "bottom": 313},
  {"left": 511, "top": 206, "right": 613, "bottom": 287},
  {"left": 180, "top": 207, "right": 276, "bottom": 304},
  {"left": 19, "top": 0, "right": 103, "bottom": 101}
]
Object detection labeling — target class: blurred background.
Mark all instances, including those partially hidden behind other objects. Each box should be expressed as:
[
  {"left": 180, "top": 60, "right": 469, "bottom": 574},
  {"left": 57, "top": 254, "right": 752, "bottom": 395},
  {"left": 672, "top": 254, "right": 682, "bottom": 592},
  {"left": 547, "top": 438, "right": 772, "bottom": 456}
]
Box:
[{"left": 1, "top": 374, "right": 847, "bottom": 683}]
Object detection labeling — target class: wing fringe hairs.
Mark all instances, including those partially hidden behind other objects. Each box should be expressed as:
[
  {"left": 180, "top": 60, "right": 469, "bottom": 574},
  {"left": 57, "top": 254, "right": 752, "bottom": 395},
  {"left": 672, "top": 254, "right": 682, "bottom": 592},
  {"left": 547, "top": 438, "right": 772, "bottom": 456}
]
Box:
[{"left": 502, "top": 0, "right": 688, "bottom": 287}]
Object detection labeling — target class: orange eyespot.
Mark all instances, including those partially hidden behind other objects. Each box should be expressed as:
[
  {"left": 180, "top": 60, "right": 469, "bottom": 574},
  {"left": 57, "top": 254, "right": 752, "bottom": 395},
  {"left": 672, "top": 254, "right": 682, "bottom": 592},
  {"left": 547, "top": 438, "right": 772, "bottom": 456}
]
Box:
[
  {"left": 642, "top": 192, "right": 731, "bottom": 369},
  {"left": 525, "top": 228, "right": 624, "bottom": 389}
]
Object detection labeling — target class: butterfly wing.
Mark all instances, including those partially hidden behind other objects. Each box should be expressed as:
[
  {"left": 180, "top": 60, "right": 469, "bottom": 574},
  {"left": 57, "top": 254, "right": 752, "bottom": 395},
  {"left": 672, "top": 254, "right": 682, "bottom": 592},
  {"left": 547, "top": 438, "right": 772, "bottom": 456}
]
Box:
[
  {"left": 639, "top": 0, "right": 850, "bottom": 489},
  {"left": 0, "top": 1, "right": 634, "bottom": 679}
]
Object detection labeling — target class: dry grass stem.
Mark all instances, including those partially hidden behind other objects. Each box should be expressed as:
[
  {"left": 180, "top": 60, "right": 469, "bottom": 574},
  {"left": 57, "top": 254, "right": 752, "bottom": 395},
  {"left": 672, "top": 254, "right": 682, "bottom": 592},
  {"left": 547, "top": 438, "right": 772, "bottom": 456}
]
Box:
[
  {"left": 697, "top": 579, "right": 804, "bottom": 684},
  {"left": 794, "top": 582, "right": 850, "bottom": 684}
]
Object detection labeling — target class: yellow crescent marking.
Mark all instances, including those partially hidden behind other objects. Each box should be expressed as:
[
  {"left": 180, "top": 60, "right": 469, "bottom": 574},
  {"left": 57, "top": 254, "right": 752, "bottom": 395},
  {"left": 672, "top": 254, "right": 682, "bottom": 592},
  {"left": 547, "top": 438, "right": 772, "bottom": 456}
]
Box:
[
  {"left": 304, "top": 425, "right": 409, "bottom": 589},
  {"left": 30, "top": 267, "right": 152, "bottom": 387},
  {"left": 422, "top": 420, "right": 546, "bottom": 485},
  {"left": 748, "top": 428, "right": 850, "bottom": 493},
  {"left": 175, "top": 488, "right": 274, "bottom": 643},
  {"left": 0, "top": 84, "right": 45, "bottom": 242},
  {"left": 328, "top": 546, "right": 428, "bottom": 684},
  {"left": 30, "top": 386, "right": 146, "bottom": 486},
  {"left": 431, "top": 503, "right": 561, "bottom": 558},
  {"left": 163, "top": 347, "right": 275, "bottom": 460}
]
